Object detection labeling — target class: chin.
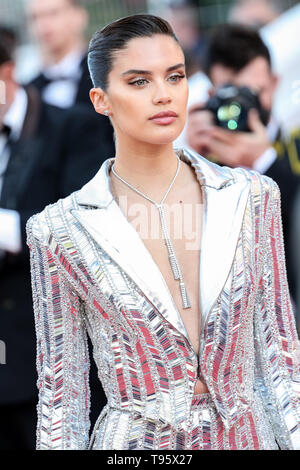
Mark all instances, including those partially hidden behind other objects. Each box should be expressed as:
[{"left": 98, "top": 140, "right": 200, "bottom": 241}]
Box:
[
  {"left": 147, "top": 136, "right": 177, "bottom": 146},
  {"left": 147, "top": 128, "right": 183, "bottom": 145}
]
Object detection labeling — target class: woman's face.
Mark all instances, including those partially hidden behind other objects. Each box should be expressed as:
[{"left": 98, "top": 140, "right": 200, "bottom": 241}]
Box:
[{"left": 101, "top": 34, "right": 189, "bottom": 146}]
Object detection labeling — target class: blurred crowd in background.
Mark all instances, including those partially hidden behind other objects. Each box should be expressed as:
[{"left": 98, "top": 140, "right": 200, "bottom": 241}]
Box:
[{"left": 0, "top": 0, "right": 299, "bottom": 450}]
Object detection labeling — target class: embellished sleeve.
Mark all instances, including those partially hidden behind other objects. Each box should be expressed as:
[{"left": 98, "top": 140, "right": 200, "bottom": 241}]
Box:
[
  {"left": 254, "top": 177, "right": 300, "bottom": 449},
  {"left": 26, "top": 214, "right": 91, "bottom": 449}
]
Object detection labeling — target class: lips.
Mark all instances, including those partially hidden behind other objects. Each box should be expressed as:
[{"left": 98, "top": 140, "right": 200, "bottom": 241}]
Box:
[
  {"left": 149, "top": 111, "right": 178, "bottom": 119},
  {"left": 149, "top": 110, "right": 178, "bottom": 126}
]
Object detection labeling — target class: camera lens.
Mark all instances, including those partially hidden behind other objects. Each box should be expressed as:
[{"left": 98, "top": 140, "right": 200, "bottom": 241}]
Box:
[{"left": 217, "top": 101, "right": 241, "bottom": 129}]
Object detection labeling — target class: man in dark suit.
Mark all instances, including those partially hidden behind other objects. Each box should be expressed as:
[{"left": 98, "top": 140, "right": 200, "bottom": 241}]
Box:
[
  {"left": 26, "top": 0, "right": 92, "bottom": 109},
  {"left": 0, "top": 33, "right": 113, "bottom": 449},
  {"left": 186, "top": 24, "right": 300, "bottom": 310}
]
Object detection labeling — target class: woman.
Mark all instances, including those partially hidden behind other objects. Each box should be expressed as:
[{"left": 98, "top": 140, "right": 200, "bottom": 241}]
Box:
[{"left": 26, "top": 14, "right": 300, "bottom": 450}]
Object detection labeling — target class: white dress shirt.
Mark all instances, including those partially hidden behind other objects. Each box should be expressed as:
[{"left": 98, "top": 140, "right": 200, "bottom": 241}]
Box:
[
  {"left": 0, "top": 87, "right": 27, "bottom": 255},
  {"left": 251, "top": 116, "right": 279, "bottom": 174},
  {"left": 41, "top": 49, "right": 85, "bottom": 108}
]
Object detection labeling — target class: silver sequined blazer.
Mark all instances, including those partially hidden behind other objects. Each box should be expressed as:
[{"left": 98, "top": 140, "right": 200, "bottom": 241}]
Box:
[{"left": 26, "top": 147, "right": 300, "bottom": 450}]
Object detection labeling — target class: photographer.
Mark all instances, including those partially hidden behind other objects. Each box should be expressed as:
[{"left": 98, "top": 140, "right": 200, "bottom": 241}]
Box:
[{"left": 186, "top": 24, "right": 300, "bottom": 311}]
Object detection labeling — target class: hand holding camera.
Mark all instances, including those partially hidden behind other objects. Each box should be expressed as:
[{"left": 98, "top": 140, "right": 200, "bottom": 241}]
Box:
[{"left": 187, "top": 84, "right": 271, "bottom": 168}]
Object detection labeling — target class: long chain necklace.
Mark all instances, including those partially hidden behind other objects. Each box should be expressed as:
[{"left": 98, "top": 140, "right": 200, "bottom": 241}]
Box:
[{"left": 111, "top": 153, "right": 191, "bottom": 309}]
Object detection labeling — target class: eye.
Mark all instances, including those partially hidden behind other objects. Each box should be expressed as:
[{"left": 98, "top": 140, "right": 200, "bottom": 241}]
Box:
[
  {"left": 128, "top": 73, "right": 185, "bottom": 87},
  {"left": 129, "top": 78, "right": 149, "bottom": 87},
  {"left": 168, "top": 73, "right": 186, "bottom": 82}
]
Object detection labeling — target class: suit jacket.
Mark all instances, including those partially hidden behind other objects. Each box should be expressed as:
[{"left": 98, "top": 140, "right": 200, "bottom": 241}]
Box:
[
  {"left": 25, "top": 147, "right": 300, "bottom": 450},
  {"left": 29, "top": 54, "right": 93, "bottom": 108},
  {"left": 291, "top": 185, "right": 300, "bottom": 326},
  {"left": 264, "top": 129, "right": 300, "bottom": 302},
  {"left": 207, "top": 130, "right": 300, "bottom": 304},
  {"left": 0, "top": 85, "right": 115, "bottom": 405}
]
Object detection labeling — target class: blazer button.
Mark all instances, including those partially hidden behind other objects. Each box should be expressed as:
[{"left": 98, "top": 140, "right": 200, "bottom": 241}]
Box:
[{"left": 1, "top": 298, "right": 15, "bottom": 311}]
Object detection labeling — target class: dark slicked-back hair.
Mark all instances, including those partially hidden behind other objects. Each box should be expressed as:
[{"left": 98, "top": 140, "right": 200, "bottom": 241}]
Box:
[
  {"left": 88, "top": 14, "right": 180, "bottom": 91},
  {"left": 203, "top": 23, "right": 272, "bottom": 78}
]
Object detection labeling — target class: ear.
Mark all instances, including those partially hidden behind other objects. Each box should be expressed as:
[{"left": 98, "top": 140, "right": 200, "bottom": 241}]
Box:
[{"left": 89, "top": 87, "right": 110, "bottom": 116}]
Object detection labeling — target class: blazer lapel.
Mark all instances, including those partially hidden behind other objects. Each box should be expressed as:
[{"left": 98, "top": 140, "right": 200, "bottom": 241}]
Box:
[
  {"left": 200, "top": 179, "right": 250, "bottom": 326},
  {"left": 71, "top": 198, "right": 189, "bottom": 337},
  {"left": 70, "top": 148, "right": 250, "bottom": 353},
  {"left": 176, "top": 149, "right": 251, "bottom": 333}
]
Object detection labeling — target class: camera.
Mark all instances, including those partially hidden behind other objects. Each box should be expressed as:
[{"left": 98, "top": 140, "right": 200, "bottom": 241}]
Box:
[{"left": 203, "top": 84, "right": 269, "bottom": 132}]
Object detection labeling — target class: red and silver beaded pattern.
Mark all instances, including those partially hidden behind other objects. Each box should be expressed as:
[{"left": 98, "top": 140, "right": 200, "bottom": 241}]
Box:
[{"left": 26, "top": 157, "right": 300, "bottom": 450}]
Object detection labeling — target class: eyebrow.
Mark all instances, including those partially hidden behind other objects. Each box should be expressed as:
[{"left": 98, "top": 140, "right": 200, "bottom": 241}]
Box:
[{"left": 121, "top": 63, "right": 185, "bottom": 76}]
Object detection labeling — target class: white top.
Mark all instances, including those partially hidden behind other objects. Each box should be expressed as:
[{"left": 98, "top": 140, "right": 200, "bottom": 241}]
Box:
[
  {"left": 0, "top": 87, "right": 28, "bottom": 256},
  {"left": 41, "top": 49, "right": 85, "bottom": 108},
  {"left": 251, "top": 116, "right": 279, "bottom": 174}
]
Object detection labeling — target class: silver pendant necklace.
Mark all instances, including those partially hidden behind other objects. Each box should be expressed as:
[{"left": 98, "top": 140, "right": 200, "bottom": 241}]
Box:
[{"left": 111, "top": 153, "right": 191, "bottom": 309}]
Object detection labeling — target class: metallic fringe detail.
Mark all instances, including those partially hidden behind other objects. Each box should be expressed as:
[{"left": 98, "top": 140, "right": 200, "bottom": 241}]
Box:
[
  {"left": 179, "top": 281, "right": 191, "bottom": 309},
  {"left": 158, "top": 206, "right": 191, "bottom": 308},
  {"left": 169, "top": 253, "right": 181, "bottom": 280},
  {"left": 25, "top": 157, "right": 300, "bottom": 450}
]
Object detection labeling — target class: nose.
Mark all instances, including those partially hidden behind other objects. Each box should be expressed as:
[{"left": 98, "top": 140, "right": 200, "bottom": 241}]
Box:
[{"left": 152, "top": 81, "right": 172, "bottom": 105}]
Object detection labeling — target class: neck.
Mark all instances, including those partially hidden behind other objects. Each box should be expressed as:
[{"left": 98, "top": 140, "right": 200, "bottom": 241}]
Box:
[
  {"left": 111, "top": 140, "right": 181, "bottom": 194},
  {"left": 43, "top": 39, "right": 85, "bottom": 66}
]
